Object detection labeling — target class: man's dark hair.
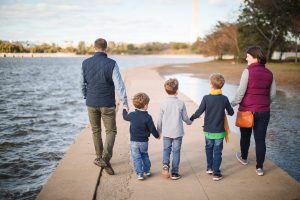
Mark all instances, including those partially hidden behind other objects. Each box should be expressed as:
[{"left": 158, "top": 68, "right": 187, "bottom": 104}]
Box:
[
  {"left": 246, "top": 46, "right": 267, "bottom": 64},
  {"left": 94, "top": 38, "right": 107, "bottom": 51}
]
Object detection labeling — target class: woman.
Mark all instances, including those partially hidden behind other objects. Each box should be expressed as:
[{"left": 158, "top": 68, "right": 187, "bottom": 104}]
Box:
[{"left": 231, "top": 46, "right": 276, "bottom": 176}]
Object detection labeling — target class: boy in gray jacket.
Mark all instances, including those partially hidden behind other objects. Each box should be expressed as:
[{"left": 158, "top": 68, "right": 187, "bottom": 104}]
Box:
[{"left": 157, "top": 78, "right": 192, "bottom": 180}]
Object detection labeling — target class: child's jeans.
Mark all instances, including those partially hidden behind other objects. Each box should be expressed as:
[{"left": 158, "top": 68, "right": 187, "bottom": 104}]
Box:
[
  {"left": 163, "top": 136, "right": 183, "bottom": 174},
  {"left": 130, "top": 141, "right": 151, "bottom": 176},
  {"left": 205, "top": 138, "right": 224, "bottom": 176}
]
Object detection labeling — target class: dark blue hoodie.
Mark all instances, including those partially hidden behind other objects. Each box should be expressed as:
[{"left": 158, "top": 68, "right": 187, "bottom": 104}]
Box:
[{"left": 123, "top": 109, "right": 159, "bottom": 142}]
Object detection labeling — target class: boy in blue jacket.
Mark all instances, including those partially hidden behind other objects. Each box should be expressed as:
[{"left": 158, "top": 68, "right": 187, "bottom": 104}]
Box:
[{"left": 123, "top": 92, "right": 160, "bottom": 180}]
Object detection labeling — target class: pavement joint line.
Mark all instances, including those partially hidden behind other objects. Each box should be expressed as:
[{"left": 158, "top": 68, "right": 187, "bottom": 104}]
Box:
[{"left": 92, "top": 168, "right": 103, "bottom": 200}]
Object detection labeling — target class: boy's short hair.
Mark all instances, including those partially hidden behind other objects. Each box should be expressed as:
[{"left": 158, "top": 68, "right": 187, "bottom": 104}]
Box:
[
  {"left": 210, "top": 73, "right": 225, "bottom": 89},
  {"left": 94, "top": 38, "right": 107, "bottom": 51},
  {"left": 164, "top": 78, "right": 178, "bottom": 95},
  {"left": 132, "top": 92, "right": 150, "bottom": 109}
]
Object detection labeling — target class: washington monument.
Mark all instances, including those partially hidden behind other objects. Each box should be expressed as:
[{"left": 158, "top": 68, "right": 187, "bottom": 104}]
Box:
[{"left": 192, "top": 0, "right": 200, "bottom": 42}]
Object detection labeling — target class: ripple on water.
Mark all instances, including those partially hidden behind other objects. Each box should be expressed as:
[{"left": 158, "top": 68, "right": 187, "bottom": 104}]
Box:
[
  {"left": 0, "top": 141, "right": 31, "bottom": 150},
  {"left": 10, "top": 115, "right": 38, "bottom": 120}
]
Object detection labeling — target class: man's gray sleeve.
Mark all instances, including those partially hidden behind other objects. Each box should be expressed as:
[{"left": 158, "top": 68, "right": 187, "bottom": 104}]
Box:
[
  {"left": 112, "top": 63, "right": 128, "bottom": 108},
  {"left": 81, "top": 66, "right": 87, "bottom": 99},
  {"left": 231, "top": 69, "right": 248, "bottom": 107}
]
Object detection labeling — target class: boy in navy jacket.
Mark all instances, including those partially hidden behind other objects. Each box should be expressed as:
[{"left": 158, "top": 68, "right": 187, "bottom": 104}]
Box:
[
  {"left": 123, "top": 92, "right": 160, "bottom": 180},
  {"left": 190, "top": 73, "right": 234, "bottom": 181}
]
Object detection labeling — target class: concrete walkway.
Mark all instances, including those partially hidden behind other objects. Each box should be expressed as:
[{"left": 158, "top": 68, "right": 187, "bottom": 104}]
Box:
[{"left": 37, "top": 66, "right": 300, "bottom": 200}]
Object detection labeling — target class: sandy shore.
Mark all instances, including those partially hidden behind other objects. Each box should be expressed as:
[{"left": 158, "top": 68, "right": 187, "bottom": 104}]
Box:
[{"left": 156, "top": 60, "right": 300, "bottom": 96}]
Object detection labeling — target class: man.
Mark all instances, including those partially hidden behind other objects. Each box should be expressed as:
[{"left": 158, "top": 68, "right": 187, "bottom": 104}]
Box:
[{"left": 82, "top": 38, "right": 128, "bottom": 175}]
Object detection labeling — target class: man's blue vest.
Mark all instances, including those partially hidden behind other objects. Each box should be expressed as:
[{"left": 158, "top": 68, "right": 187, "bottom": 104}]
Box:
[{"left": 82, "top": 52, "right": 116, "bottom": 107}]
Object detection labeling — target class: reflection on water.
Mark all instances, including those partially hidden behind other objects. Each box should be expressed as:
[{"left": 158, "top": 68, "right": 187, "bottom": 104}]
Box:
[
  {"left": 165, "top": 73, "right": 300, "bottom": 182},
  {"left": 111, "top": 55, "right": 211, "bottom": 71}
]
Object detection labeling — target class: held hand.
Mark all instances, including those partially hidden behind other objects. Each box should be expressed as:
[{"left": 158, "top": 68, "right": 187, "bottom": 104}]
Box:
[{"left": 123, "top": 106, "right": 129, "bottom": 112}]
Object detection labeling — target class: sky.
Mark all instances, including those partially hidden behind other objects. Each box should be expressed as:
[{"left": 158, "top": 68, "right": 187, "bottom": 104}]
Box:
[{"left": 0, "top": 0, "right": 243, "bottom": 45}]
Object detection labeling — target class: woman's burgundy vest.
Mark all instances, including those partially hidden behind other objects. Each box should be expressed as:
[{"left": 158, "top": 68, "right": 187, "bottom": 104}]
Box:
[{"left": 239, "top": 63, "right": 273, "bottom": 112}]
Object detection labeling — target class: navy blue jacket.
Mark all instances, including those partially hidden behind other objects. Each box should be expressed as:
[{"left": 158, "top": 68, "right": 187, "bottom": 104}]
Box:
[
  {"left": 123, "top": 109, "right": 159, "bottom": 142},
  {"left": 190, "top": 94, "right": 234, "bottom": 133},
  {"left": 82, "top": 52, "right": 116, "bottom": 107}
]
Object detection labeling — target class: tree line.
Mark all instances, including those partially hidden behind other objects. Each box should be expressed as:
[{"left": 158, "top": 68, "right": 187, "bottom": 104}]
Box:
[
  {"left": 0, "top": 40, "right": 194, "bottom": 55},
  {"left": 1, "top": 0, "right": 299, "bottom": 62},
  {"left": 0, "top": 41, "right": 74, "bottom": 54},
  {"left": 194, "top": 0, "right": 299, "bottom": 62}
]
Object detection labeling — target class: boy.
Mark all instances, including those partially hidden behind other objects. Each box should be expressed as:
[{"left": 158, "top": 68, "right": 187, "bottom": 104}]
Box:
[
  {"left": 123, "top": 92, "right": 160, "bottom": 180},
  {"left": 190, "top": 73, "right": 234, "bottom": 181},
  {"left": 157, "top": 78, "right": 192, "bottom": 180}
]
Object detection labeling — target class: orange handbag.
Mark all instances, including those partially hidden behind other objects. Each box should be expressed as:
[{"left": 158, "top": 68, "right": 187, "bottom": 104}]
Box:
[{"left": 235, "top": 111, "right": 254, "bottom": 128}]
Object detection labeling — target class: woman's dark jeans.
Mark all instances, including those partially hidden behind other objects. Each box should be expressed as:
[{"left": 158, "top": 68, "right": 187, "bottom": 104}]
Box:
[{"left": 240, "top": 112, "right": 270, "bottom": 169}]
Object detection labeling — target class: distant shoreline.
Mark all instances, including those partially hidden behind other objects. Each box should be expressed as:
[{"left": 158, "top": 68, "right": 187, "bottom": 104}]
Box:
[
  {"left": 0, "top": 52, "right": 209, "bottom": 58},
  {"left": 155, "top": 60, "right": 300, "bottom": 97},
  {"left": 0, "top": 53, "right": 82, "bottom": 58}
]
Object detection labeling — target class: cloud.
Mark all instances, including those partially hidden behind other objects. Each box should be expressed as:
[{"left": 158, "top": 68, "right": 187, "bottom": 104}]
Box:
[
  {"left": 0, "top": 0, "right": 241, "bottom": 43},
  {"left": 208, "top": 0, "right": 227, "bottom": 7},
  {"left": 208, "top": 0, "right": 243, "bottom": 7},
  {"left": 0, "top": 2, "right": 82, "bottom": 19}
]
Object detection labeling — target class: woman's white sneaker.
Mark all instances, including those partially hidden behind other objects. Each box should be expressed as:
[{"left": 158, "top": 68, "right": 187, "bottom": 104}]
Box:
[
  {"left": 256, "top": 168, "right": 264, "bottom": 176},
  {"left": 236, "top": 152, "right": 248, "bottom": 165}
]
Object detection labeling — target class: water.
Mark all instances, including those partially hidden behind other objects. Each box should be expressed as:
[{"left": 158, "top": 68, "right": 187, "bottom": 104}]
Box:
[
  {"left": 165, "top": 73, "right": 300, "bottom": 182},
  {"left": 0, "top": 55, "right": 208, "bottom": 200}
]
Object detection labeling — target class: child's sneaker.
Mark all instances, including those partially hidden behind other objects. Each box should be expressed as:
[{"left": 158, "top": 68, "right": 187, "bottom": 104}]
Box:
[
  {"left": 137, "top": 174, "right": 144, "bottom": 180},
  {"left": 256, "top": 168, "right": 264, "bottom": 176},
  {"left": 213, "top": 174, "right": 223, "bottom": 181},
  {"left": 162, "top": 165, "right": 169, "bottom": 178},
  {"left": 206, "top": 169, "right": 213, "bottom": 175},
  {"left": 145, "top": 171, "right": 151, "bottom": 176},
  {"left": 171, "top": 173, "right": 181, "bottom": 180}
]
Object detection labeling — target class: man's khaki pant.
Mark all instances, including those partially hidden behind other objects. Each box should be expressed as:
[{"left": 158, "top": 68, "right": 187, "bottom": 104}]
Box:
[{"left": 87, "top": 106, "right": 117, "bottom": 162}]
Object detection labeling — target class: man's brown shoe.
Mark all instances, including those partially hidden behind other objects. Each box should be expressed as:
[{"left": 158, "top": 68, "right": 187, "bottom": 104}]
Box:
[
  {"left": 103, "top": 162, "right": 115, "bottom": 175},
  {"left": 94, "top": 157, "right": 107, "bottom": 168}
]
